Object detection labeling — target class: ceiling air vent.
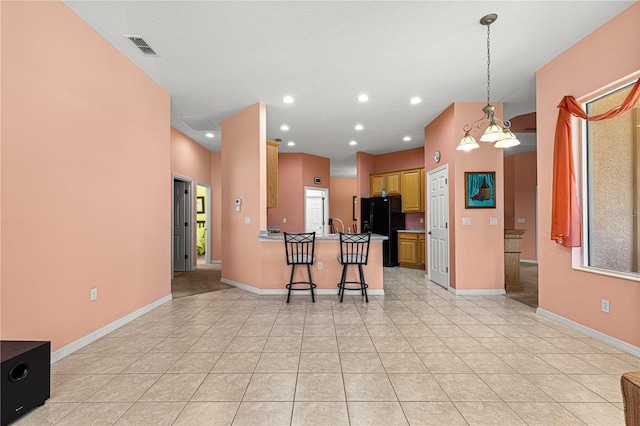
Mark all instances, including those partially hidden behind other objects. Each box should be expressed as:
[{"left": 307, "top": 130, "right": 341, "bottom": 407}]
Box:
[{"left": 124, "top": 35, "right": 158, "bottom": 56}]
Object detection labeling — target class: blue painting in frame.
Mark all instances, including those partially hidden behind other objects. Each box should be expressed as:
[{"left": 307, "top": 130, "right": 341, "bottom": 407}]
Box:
[{"left": 465, "top": 172, "right": 496, "bottom": 208}]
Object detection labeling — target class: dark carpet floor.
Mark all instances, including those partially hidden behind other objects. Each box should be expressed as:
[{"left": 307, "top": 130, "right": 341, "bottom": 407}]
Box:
[{"left": 171, "top": 263, "right": 232, "bottom": 298}]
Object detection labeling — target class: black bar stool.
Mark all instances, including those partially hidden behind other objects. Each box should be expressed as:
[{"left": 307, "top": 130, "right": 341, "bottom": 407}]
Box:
[
  {"left": 284, "top": 232, "right": 316, "bottom": 303},
  {"left": 337, "top": 232, "right": 371, "bottom": 303}
]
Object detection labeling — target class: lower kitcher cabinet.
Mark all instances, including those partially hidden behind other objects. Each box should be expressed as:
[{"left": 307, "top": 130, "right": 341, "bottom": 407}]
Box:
[{"left": 398, "top": 232, "right": 425, "bottom": 269}]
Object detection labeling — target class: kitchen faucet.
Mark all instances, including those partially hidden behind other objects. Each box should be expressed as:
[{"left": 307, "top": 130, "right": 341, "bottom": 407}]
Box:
[{"left": 332, "top": 218, "right": 345, "bottom": 233}]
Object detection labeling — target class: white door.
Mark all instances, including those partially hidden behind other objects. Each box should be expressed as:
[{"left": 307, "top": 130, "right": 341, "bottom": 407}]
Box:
[
  {"left": 305, "top": 188, "right": 328, "bottom": 234},
  {"left": 428, "top": 166, "right": 449, "bottom": 288},
  {"left": 173, "top": 179, "right": 188, "bottom": 272}
]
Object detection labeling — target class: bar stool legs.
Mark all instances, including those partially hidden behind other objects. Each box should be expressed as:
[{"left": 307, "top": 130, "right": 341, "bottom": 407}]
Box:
[
  {"left": 337, "top": 262, "right": 369, "bottom": 303},
  {"left": 286, "top": 263, "right": 315, "bottom": 303}
]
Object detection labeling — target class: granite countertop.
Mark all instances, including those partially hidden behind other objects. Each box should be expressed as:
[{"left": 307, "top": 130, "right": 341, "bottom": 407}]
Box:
[
  {"left": 398, "top": 229, "right": 426, "bottom": 233},
  {"left": 259, "top": 233, "right": 388, "bottom": 242}
]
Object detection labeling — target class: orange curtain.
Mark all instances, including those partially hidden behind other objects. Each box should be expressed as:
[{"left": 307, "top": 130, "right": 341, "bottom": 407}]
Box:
[{"left": 552, "top": 78, "right": 640, "bottom": 247}]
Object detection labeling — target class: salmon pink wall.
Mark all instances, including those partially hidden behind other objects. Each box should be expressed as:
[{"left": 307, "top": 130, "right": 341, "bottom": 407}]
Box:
[
  {"left": 1, "top": 1, "right": 171, "bottom": 351},
  {"left": 537, "top": 3, "right": 639, "bottom": 346},
  {"left": 171, "top": 128, "right": 212, "bottom": 184},
  {"left": 267, "top": 153, "right": 330, "bottom": 233},
  {"left": 302, "top": 154, "right": 330, "bottom": 191},
  {"left": 424, "top": 105, "right": 456, "bottom": 285},
  {"left": 512, "top": 152, "right": 537, "bottom": 261},
  {"left": 210, "top": 152, "right": 222, "bottom": 261},
  {"left": 268, "top": 153, "right": 304, "bottom": 232},
  {"left": 504, "top": 156, "right": 516, "bottom": 229},
  {"left": 170, "top": 127, "right": 212, "bottom": 267},
  {"left": 453, "top": 102, "right": 505, "bottom": 291},
  {"left": 356, "top": 152, "right": 375, "bottom": 200},
  {"left": 221, "top": 103, "right": 267, "bottom": 286},
  {"left": 330, "top": 178, "right": 357, "bottom": 229},
  {"left": 374, "top": 147, "right": 424, "bottom": 173}
]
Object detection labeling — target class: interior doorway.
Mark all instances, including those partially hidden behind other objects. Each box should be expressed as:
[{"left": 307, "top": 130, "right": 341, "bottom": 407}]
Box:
[
  {"left": 427, "top": 165, "right": 449, "bottom": 289},
  {"left": 172, "top": 175, "right": 194, "bottom": 276},
  {"left": 305, "top": 187, "right": 329, "bottom": 234},
  {"left": 196, "top": 182, "right": 211, "bottom": 267}
]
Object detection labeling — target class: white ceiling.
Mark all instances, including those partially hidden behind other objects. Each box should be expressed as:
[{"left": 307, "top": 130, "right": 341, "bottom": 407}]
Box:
[{"left": 63, "top": 1, "right": 633, "bottom": 177}]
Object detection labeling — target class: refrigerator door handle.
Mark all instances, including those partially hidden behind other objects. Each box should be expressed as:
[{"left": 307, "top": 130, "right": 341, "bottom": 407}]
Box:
[{"left": 369, "top": 202, "right": 374, "bottom": 232}]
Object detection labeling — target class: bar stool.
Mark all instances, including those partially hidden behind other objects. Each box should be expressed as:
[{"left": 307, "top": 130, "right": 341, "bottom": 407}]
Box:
[
  {"left": 283, "top": 232, "right": 316, "bottom": 303},
  {"left": 337, "top": 232, "right": 371, "bottom": 303}
]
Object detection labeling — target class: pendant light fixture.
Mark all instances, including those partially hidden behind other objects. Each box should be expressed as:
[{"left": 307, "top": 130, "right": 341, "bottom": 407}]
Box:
[{"left": 457, "top": 14, "right": 520, "bottom": 151}]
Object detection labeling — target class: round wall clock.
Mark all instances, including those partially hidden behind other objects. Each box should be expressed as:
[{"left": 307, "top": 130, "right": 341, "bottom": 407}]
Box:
[{"left": 434, "top": 150, "right": 441, "bottom": 163}]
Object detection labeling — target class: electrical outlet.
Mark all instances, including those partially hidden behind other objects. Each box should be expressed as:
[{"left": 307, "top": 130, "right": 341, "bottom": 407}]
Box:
[
  {"left": 244, "top": 217, "right": 251, "bottom": 225},
  {"left": 317, "top": 261, "right": 323, "bottom": 270},
  {"left": 90, "top": 287, "right": 98, "bottom": 301},
  {"left": 490, "top": 217, "right": 498, "bottom": 226},
  {"left": 601, "top": 299, "right": 610, "bottom": 314},
  {"left": 419, "top": 217, "right": 424, "bottom": 223},
  {"left": 517, "top": 217, "right": 526, "bottom": 224},
  {"left": 462, "top": 217, "right": 471, "bottom": 226},
  {"left": 283, "top": 218, "right": 287, "bottom": 224}
]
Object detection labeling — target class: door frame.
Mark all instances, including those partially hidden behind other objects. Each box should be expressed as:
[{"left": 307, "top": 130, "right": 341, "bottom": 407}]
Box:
[
  {"left": 172, "top": 174, "right": 195, "bottom": 277},
  {"left": 304, "top": 186, "right": 329, "bottom": 234},
  {"left": 426, "top": 164, "right": 450, "bottom": 290},
  {"left": 196, "top": 182, "right": 212, "bottom": 266}
]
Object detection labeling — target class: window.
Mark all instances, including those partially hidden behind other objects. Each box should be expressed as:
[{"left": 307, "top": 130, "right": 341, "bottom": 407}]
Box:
[{"left": 584, "top": 83, "right": 640, "bottom": 275}]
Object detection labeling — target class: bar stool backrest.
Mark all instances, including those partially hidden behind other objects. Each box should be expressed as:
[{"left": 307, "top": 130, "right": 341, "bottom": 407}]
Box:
[
  {"left": 339, "top": 232, "right": 371, "bottom": 265},
  {"left": 284, "top": 232, "right": 316, "bottom": 265}
]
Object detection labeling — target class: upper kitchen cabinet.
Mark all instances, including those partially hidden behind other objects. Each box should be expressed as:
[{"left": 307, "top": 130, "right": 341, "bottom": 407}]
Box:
[
  {"left": 369, "top": 172, "right": 401, "bottom": 197},
  {"left": 385, "top": 172, "right": 401, "bottom": 195},
  {"left": 370, "top": 174, "right": 385, "bottom": 197},
  {"left": 400, "top": 168, "right": 423, "bottom": 213},
  {"left": 267, "top": 141, "right": 279, "bottom": 208}
]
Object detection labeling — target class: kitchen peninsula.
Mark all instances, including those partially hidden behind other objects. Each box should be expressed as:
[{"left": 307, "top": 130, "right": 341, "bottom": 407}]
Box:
[{"left": 251, "top": 233, "right": 388, "bottom": 295}]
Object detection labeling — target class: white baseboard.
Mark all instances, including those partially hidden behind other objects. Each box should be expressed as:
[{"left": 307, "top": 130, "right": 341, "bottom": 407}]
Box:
[
  {"left": 520, "top": 259, "right": 538, "bottom": 264},
  {"left": 51, "top": 294, "right": 173, "bottom": 363},
  {"left": 536, "top": 307, "right": 640, "bottom": 357},
  {"left": 210, "top": 260, "right": 222, "bottom": 264},
  {"left": 221, "top": 278, "right": 384, "bottom": 296},
  {"left": 448, "top": 287, "right": 506, "bottom": 296}
]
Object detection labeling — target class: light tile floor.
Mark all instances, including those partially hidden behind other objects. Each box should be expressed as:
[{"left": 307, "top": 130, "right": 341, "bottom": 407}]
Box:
[{"left": 16, "top": 268, "right": 636, "bottom": 425}]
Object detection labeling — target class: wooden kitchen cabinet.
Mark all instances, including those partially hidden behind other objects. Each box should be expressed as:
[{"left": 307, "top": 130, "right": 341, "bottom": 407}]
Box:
[
  {"left": 370, "top": 174, "right": 385, "bottom": 196},
  {"left": 267, "top": 141, "right": 279, "bottom": 208},
  {"left": 385, "top": 172, "right": 401, "bottom": 195},
  {"left": 400, "top": 168, "right": 423, "bottom": 212},
  {"left": 398, "top": 231, "right": 425, "bottom": 269},
  {"left": 369, "top": 171, "right": 407, "bottom": 197}
]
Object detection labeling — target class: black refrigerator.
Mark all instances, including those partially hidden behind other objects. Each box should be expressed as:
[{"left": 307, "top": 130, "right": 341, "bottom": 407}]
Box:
[{"left": 360, "top": 195, "right": 405, "bottom": 267}]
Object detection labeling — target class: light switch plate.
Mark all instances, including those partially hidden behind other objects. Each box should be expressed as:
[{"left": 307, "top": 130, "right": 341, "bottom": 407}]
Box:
[
  {"left": 490, "top": 217, "right": 498, "bottom": 226},
  {"left": 462, "top": 217, "right": 471, "bottom": 226}
]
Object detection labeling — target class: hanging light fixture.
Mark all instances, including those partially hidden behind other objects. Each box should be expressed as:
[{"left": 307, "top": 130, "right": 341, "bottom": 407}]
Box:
[{"left": 457, "top": 13, "right": 520, "bottom": 151}]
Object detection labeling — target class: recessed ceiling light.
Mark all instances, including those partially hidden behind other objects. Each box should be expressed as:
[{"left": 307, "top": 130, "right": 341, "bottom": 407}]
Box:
[
  {"left": 355, "top": 124, "right": 364, "bottom": 131},
  {"left": 283, "top": 95, "right": 294, "bottom": 104},
  {"left": 205, "top": 132, "right": 214, "bottom": 138},
  {"left": 349, "top": 140, "right": 357, "bottom": 146},
  {"left": 357, "top": 94, "right": 369, "bottom": 102},
  {"left": 280, "top": 125, "right": 289, "bottom": 131},
  {"left": 410, "top": 97, "right": 422, "bottom": 105},
  {"left": 288, "top": 141, "right": 295, "bottom": 146},
  {"left": 403, "top": 136, "right": 411, "bottom": 142}
]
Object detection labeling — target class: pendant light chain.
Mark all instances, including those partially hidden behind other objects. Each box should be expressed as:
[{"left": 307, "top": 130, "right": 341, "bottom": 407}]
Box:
[{"left": 486, "top": 23, "right": 491, "bottom": 105}]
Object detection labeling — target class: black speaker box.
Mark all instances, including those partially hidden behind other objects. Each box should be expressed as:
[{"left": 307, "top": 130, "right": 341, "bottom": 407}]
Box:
[{"left": 1, "top": 341, "right": 50, "bottom": 426}]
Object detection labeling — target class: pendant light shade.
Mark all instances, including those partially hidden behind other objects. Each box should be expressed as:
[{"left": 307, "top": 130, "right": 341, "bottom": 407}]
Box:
[{"left": 456, "top": 134, "right": 480, "bottom": 151}]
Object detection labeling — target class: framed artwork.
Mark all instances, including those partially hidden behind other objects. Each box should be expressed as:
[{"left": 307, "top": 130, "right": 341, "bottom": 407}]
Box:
[
  {"left": 353, "top": 196, "right": 358, "bottom": 221},
  {"left": 465, "top": 172, "right": 496, "bottom": 209},
  {"left": 196, "top": 196, "right": 205, "bottom": 213}
]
